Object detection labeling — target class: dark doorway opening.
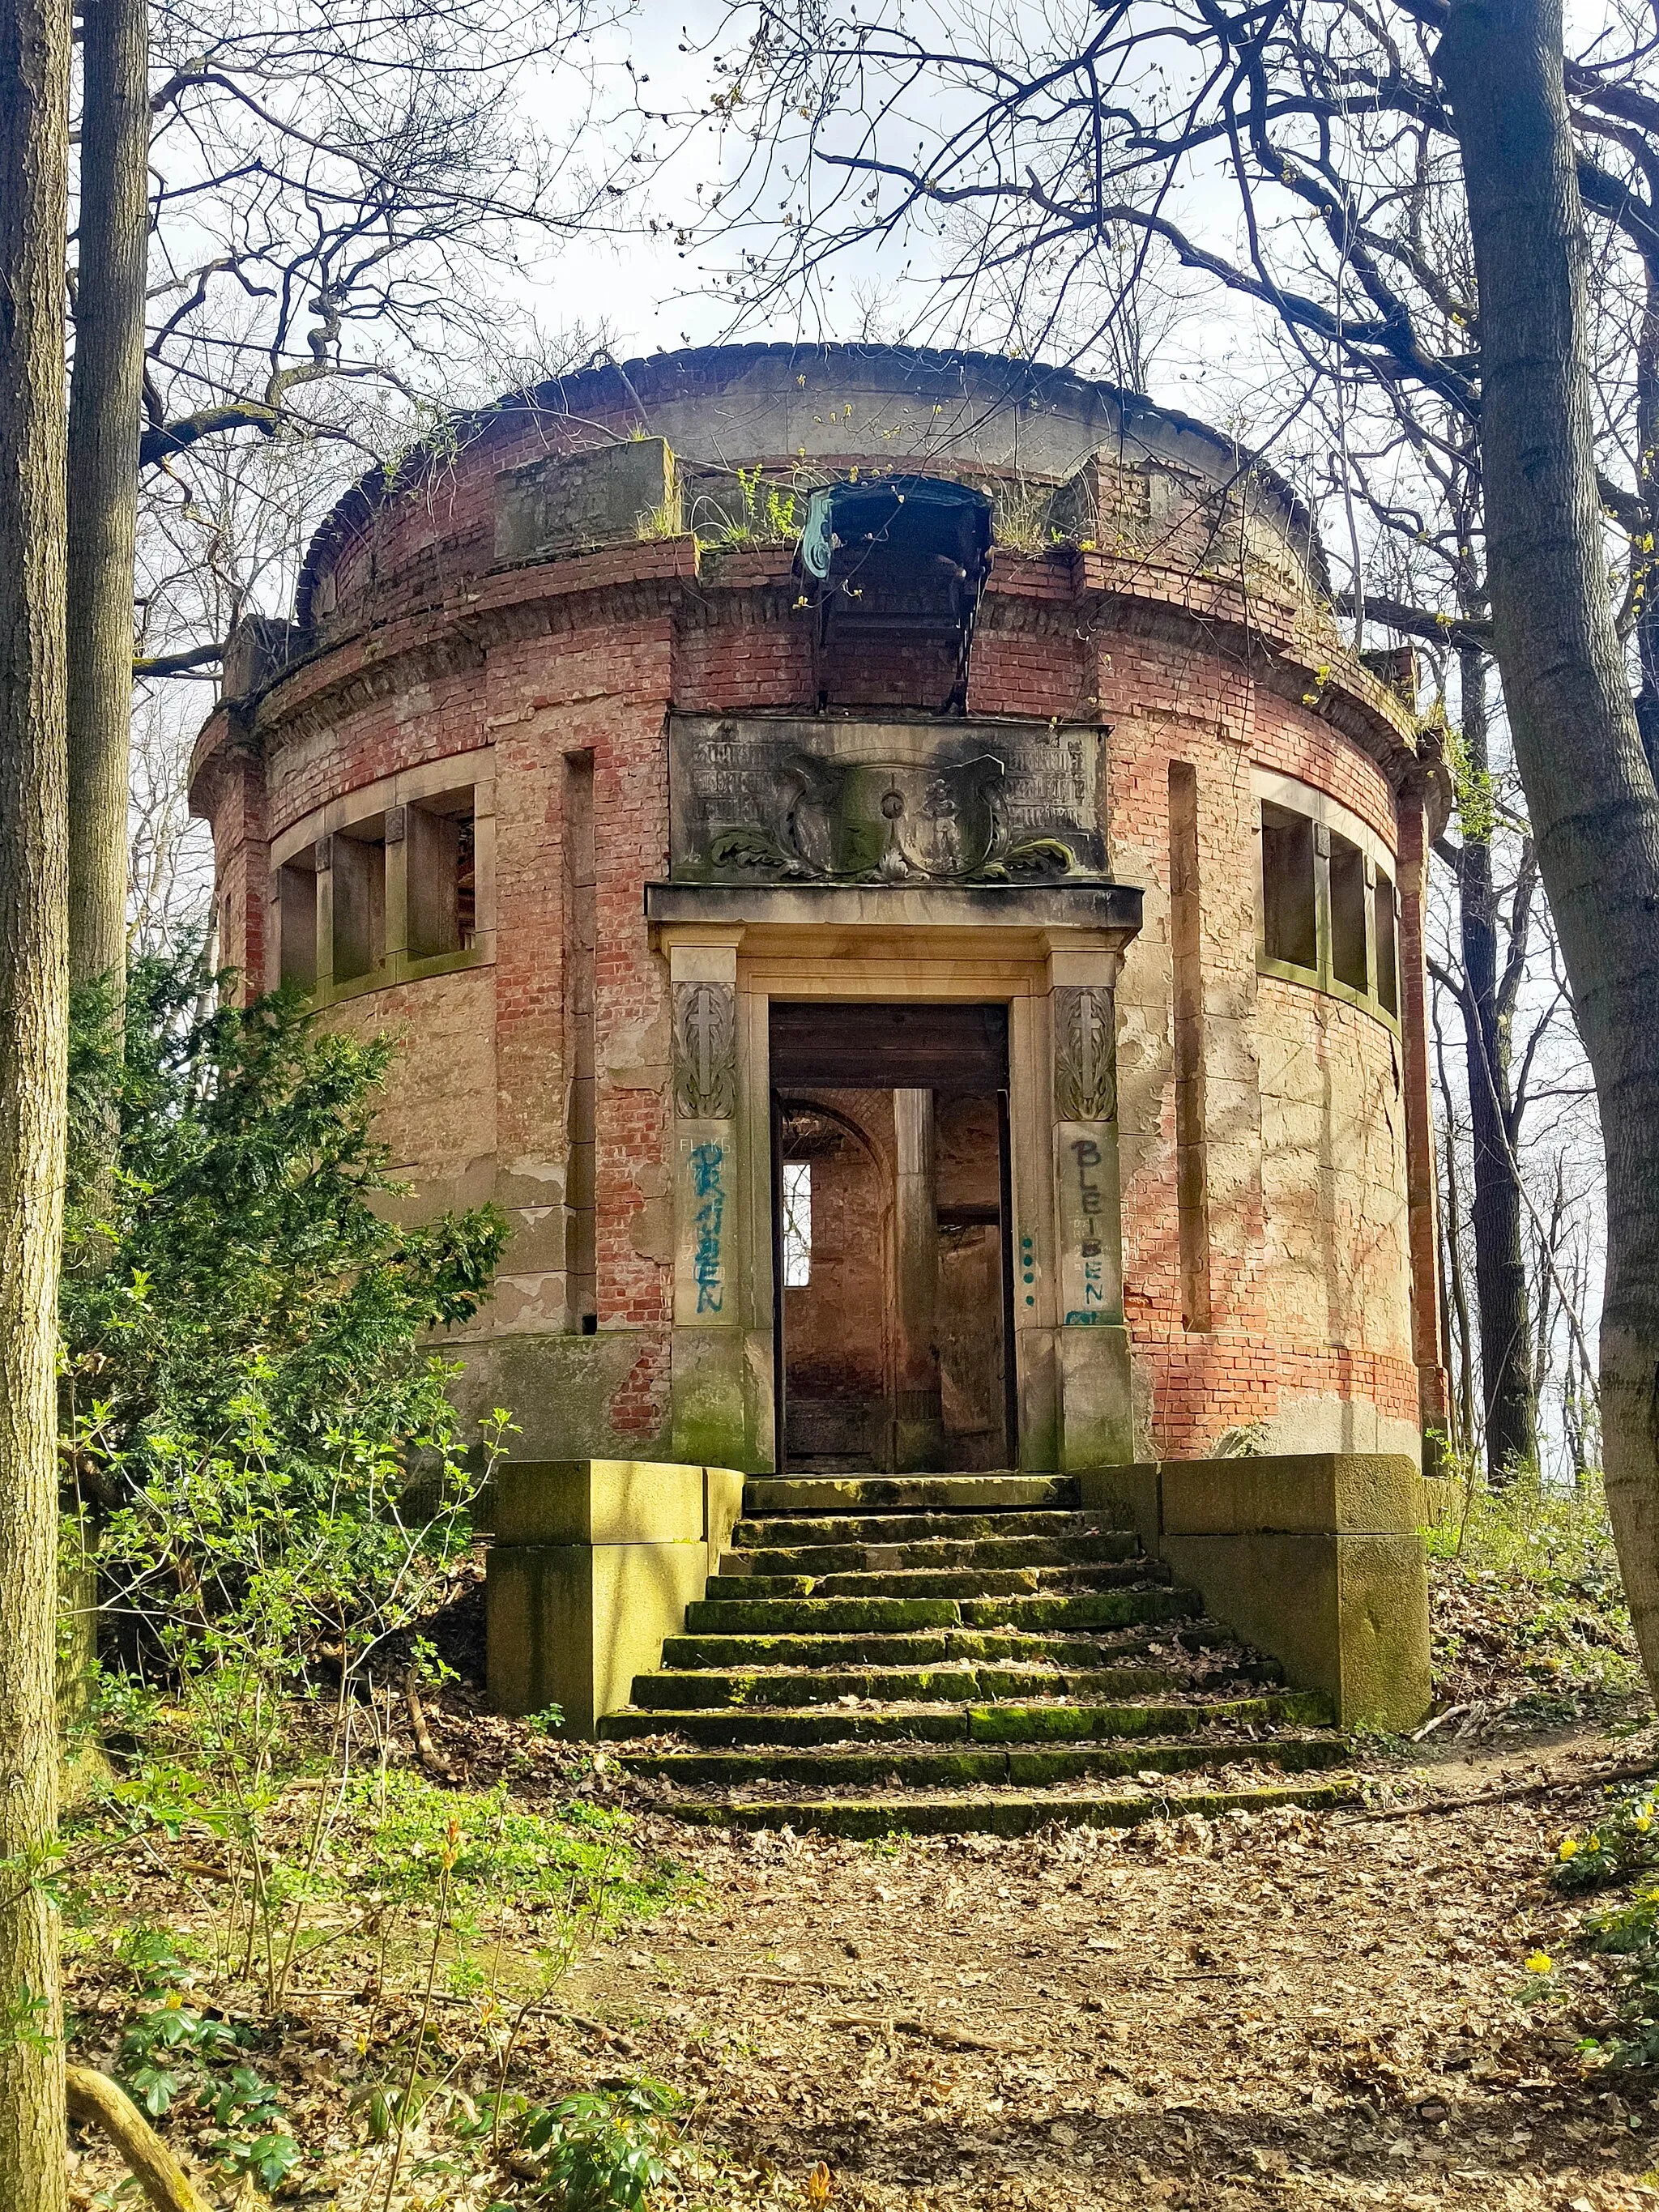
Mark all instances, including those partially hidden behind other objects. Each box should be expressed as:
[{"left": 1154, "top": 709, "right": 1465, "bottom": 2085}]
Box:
[{"left": 769, "top": 1002, "right": 1017, "bottom": 1474}]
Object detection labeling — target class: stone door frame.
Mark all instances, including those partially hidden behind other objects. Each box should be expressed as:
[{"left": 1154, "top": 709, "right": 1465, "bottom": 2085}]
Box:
[{"left": 650, "top": 897, "right": 1141, "bottom": 1474}]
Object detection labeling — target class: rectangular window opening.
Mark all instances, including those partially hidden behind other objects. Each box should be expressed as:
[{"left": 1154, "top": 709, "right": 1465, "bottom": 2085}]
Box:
[
  {"left": 781, "top": 1160, "right": 812, "bottom": 1288},
  {"left": 1260, "top": 801, "right": 1317, "bottom": 970},
  {"left": 331, "top": 825, "right": 386, "bottom": 984},
  {"left": 407, "top": 792, "right": 476, "bottom": 961},
  {"left": 277, "top": 859, "right": 318, "bottom": 991},
  {"left": 1328, "top": 831, "right": 1369, "bottom": 992},
  {"left": 1375, "top": 868, "right": 1400, "bottom": 1016}
]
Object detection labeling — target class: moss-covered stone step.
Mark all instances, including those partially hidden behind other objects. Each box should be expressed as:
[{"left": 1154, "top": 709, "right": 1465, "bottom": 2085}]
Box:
[
  {"left": 599, "top": 1690, "right": 1330, "bottom": 1746},
  {"left": 684, "top": 1594, "right": 962, "bottom": 1634},
  {"left": 963, "top": 1690, "right": 1333, "bottom": 1739},
  {"left": 681, "top": 1588, "right": 1198, "bottom": 1638},
  {"left": 623, "top": 1656, "right": 1274, "bottom": 1710},
  {"left": 616, "top": 1733, "right": 1349, "bottom": 1792},
  {"left": 628, "top": 1664, "right": 989, "bottom": 1710},
  {"left": 659, "top": 1626, "right": 1205, "bottom": 1671},
  {"left": 720, "top": 1532, "right": 1139, "bottom": 1576},
  {"left": 654, "top": 1776, "right": 1363, "bottom": 1839},
  {"left": 702, "top": 1560, "right": 1158, "bottom": 1602},
  {"left": 732, "top": 1509, "right": 1118, "bottom": 1549},
  {"left": 604, "top": 1703, "right": 984, "bottom": 1743},
  {"left": 742, "top": 1475, "right": 1080, "bottom": 1517},
  {"left": 956, "top": 1589, "right": 1201, "bottom": 1630}
]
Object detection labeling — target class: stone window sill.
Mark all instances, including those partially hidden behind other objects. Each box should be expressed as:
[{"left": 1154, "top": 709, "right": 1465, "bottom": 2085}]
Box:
[{"left": 1256, "top": 950, "right": 1401, "bottom": 1037}]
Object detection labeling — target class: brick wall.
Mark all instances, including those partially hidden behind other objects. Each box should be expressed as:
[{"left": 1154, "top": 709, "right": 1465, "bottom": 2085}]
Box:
[
  {"left": 197, "top": 440, "right": 1432, "bottom": 1464},
  {"left": 1106, "top": 639, "right": 1418, "bottom": 1457},
  {"left": 203, "top": 746, "right": 268, "bottom": 1001}
]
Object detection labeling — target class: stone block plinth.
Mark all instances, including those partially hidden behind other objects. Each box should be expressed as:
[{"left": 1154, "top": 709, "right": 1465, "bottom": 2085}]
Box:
[
  {"left": 1082, "top": 1452, "right": 1431, "bottom": 1730},
  {"left": 487, "top": 1459, "right": 744, "bottom": 1733}
]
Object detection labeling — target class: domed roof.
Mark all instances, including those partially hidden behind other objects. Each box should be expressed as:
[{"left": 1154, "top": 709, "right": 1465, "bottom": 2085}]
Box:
[{"left": 296, "top": 341, "right": 1324, "bottom": 626}]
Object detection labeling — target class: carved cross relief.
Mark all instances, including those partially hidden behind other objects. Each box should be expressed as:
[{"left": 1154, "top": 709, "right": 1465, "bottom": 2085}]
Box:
[
  {"left": 672, "top": 980, "right": 739, "bottom": 1120},
  {"left": 1053, "top": 984, "right": 1118, "bottom": 1122}
]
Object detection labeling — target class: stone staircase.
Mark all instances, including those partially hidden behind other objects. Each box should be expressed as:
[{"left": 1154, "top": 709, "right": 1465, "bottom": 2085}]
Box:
[{"left": 598, "top": 1474, "right": 1361, "bottom": 1836}]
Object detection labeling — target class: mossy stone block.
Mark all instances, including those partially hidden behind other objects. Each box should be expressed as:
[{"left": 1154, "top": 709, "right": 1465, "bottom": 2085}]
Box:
[
  {"left": 684, "top": 1596, "right": 961, "bottom": 1634},
  {"left": 1158, "top": 1452, "right": 1424, "bottom": 1537},
  {"left": 494, "top": 437, "right": 679, "bottom": 563}
]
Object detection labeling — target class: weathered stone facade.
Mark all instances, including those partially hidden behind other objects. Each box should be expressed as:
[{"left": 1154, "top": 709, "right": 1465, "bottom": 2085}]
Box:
[{"left": 191, "top": 343, "right": 1448, "bottom": 1477}]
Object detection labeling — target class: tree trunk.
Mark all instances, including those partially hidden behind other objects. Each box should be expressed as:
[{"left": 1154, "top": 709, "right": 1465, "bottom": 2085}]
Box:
[
  {"left": 1452, "top": 650, "right": 1537, "bottom": 1479},
  {"left": 65, "top": 0, "right": 149, "bottom": 998},
  {"left": 1440, "top": 0, "right": 1659, "bottom": 1683},
  {"left": 1630, "top": 237, "right": 1659, "bottom": 787},
  {"left": 0, "top": 1, "right": 72, "bottom": 2210},
  {"left": 1431, "top": 995, "right": 1478, "bottom": 1460}
]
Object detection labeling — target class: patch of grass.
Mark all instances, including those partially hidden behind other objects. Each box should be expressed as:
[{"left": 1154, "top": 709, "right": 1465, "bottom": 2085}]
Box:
[
  {"left": 318, "top": 1769, "right": 678, "bottom": 1924},
  {"left": 1427, "top": 1468, "right": 1623, "bottom": 1582},
  {"left": 1426, "top": 1470, "right": 1642, "bottom": 1707}
]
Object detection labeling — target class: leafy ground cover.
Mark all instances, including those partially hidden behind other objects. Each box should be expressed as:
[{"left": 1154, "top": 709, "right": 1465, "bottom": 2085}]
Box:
[
  {"left": 1426, "top": 1473, "right": 1644, "bottom": 1728},
  {"left": 53, "top": 1510, "right": 1659, "bottom": 2212},
  {"left": 54, "top": 1698, "right": 1659, "bottom": 2211}
]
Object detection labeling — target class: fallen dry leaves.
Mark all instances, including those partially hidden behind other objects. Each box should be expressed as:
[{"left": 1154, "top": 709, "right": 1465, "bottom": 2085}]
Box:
[
  {"left": 57, "top": 1556, "right": 1659, "bottom": 2211},
  {"left": 552, "top": 1729, "right": 1659, "bottom": 2212}
]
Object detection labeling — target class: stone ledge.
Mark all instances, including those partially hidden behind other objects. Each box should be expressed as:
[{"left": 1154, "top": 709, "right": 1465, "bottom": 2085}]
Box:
[
  {"left": 645, "top": 880, "right": 1145, "bottom": 940},
  {"left": 1160, "top": 1451, "right": 1423, "bottom": 1537}
]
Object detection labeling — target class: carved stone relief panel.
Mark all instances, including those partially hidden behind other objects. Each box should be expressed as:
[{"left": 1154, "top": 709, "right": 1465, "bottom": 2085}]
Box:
[
  {"left": 672, "top": 980, "right": 739, "bottom": 1120},
  {"left": 668, "top": 714, "right": 1107, "bottom": 885},
  {"left": 1053, "top": 985, "right": 1118, "bottom": 1122}
]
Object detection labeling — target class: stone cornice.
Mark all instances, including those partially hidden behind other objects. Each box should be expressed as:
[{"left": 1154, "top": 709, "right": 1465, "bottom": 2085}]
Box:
[{"left": 190, "top": 532, "right": 1444, "bottom": 829}]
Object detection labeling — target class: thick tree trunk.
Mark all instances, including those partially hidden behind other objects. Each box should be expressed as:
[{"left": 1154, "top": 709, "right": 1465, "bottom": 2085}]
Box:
[
  {"left": 0, "top": 1, "right": 72, "bottom": 2210},
  {"left": 65, "top": 0, "right": 149, "bottom": 996},
  {"left": 1631, "top": 247, "right": 1659, "bottom": 786},
  {"left": 1452, "top": 652, "right": 1537, "bottom": 1479},
  {"left": 1440, "top": 0, "right": 1659, "bottom": 1681}
]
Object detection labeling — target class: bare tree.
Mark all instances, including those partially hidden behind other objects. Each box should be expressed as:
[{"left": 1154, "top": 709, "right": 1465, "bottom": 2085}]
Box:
[
  {"left": 694, "top": 0, "right": 1659, "bottom": 1671},
  {"left": 0, "top": 0, "right": 71, "bottom": 2205},
  {"left": 1441, "top": 0, "right": 1659, "bottom": 1621},
  {"left": 64, "top": 0, "right": 630, "bottom": 983},
  {"left": 66, "top": 0, "right": 149, "bottom": 998},
  {"left": 1300, "top": 347, "right": 1553, "bottom": 1479},
  {"left": 1433, "top": 659, "right": 1542, "bottom": 1477}
]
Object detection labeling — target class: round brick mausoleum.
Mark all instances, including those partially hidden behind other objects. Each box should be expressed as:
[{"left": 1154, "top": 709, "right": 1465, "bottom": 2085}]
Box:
[{"left": 192, "top": 343, "right": 1449, "bottom": 1478}]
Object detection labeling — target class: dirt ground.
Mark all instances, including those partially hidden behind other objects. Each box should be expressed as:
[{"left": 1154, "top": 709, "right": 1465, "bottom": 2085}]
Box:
[
  {"left": 62, "top": 1554, "right": 1659, "bottom": 2210},
  {"left": 552, "top": 1721, "right": 1659, "bottom": 2212}
]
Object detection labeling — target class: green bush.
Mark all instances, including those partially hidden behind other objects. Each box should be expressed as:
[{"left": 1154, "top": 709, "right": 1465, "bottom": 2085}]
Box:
[
  {"left": 60, "top": 946, "right": 509, "bottom": 1693},
  {"left": 1426, "top": 1464, "right": 1640, "bottom": 1703},
  {"left": 324, "top": 1769, "right": 675, "bottom": 1922},
  {"left": 1426, "top": 1465, "right": 1623, "bottom": 1587},
  {"left": 517, "top": 2081, "right": 681, "bottom": 2210}
]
